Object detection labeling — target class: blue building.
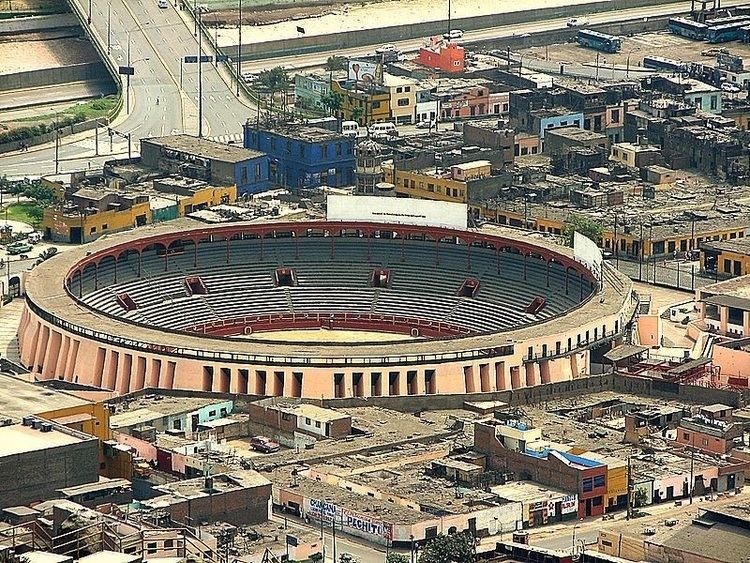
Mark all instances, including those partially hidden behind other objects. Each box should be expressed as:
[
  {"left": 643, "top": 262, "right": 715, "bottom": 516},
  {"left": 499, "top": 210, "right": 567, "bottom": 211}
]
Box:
[
  {"left": 140, "top": 135, "right": 271, "bottom": 195},
  {"left": 243, "top": 124, "right": 355, "bottom": 189}
]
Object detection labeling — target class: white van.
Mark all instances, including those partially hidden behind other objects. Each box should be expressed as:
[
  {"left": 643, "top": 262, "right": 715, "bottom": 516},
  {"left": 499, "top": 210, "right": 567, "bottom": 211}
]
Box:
[
  {"left": 341, "top": 121, "right": 360, "bottom": 138},
  {"left": 369, "top": 122, "right": 398, "bottom": 139},
  {"left": 158, "top": 0, "right": 169, "bottom": 8}
]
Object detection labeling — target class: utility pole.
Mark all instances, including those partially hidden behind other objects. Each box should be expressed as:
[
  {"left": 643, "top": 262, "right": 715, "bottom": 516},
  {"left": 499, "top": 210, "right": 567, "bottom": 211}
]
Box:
[
  {"left": 94, "top": 121, "right": 99, "bottom": 156},
  {"left": 447, "top": 0, "right": 451, "bottom": 36},
  {"left": 689, "top": 447, "right": 695, "bottom": 504},
  {"left": 88, "top": 0, "right": 92, "bottom": 24},
  {"left": 54, "top": 114, "right": 60, "bottom": 174},
  {"left": 638, "top": 222, "right": 644, "bottom": 281},
  {"left": 236, "top": 0, "right": 242, "bottom": 96},
  {"left": 332, "top": 515, "right": 337, "bottom": 563},
  {"left": 107, "top": 4, "right": 111, "bottom": 54},
  {"left": 126, "top": 32, "right": 131, "bottom": 114},
  {"left": 198, "top": 8, "right": 204, "bottom": 137},
  {"left": 626, "top": 455, "right": 633, "bottom": 520}
]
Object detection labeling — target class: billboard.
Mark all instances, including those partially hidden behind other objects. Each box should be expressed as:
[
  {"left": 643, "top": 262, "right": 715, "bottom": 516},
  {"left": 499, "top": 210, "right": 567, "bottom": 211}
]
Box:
[
  {"left": 573, "top": 231, "right": 602, "bottom": 282},
  {"left": 348, "top": 60, "right": 383, "bottom": 85},
  {"left": 327, "top": 195, "right": 468, "bottom": 230}
]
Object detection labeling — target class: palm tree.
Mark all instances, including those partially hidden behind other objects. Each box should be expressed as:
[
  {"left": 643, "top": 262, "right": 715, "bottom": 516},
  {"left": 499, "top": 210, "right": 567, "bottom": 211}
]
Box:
[{"left": 258, "top": 66, "right": 287, "bottom": 117}]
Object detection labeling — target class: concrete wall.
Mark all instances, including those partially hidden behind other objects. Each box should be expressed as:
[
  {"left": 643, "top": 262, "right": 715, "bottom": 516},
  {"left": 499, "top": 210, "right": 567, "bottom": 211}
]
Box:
[
  {"left": 0, "top": 62, "right": 108, "bottom": 92},
  {"left": 0, "top": 13, "right": 79, "bottom": 35},
  {"left": 233, "top": 0, "right": 678, "bottom": 61},
  {"left": 0, "top": 115, "right": 112, "bottom": 155},
  {"left": 0, "top": 438, "right": 99, "bottom": 508}
]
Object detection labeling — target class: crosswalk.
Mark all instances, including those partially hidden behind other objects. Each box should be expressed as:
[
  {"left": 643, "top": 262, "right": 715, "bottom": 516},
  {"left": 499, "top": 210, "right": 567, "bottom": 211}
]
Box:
[{"left": 206, "top": 133, "right": 243, "bottom": 145}]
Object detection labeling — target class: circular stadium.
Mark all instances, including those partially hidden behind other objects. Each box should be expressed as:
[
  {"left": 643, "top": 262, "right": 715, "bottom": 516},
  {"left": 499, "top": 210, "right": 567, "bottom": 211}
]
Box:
[{"left": 18, "top": 220, "right": 636, "bottom": 398}]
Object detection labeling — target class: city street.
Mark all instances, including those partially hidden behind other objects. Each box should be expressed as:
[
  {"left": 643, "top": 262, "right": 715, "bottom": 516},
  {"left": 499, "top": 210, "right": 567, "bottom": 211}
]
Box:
[{"left": 0, "top": 0, "right": 254, "bottom": 179}]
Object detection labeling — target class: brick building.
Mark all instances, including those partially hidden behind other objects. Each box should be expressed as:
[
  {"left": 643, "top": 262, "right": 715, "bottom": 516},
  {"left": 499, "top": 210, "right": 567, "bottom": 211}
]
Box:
[
  {"left": 144, "top": 471, "right": 272, "bottom": 526},
  {"left": 247, "top": 400, "right": 352, "bottom": 439},
  {"left": 474, "top": 421, "right": 607, "bottom": 518}
]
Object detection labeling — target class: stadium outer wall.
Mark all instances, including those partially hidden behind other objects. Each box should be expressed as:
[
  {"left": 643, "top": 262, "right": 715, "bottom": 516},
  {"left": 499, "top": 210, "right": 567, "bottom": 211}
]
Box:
[{"left": 17, "top": 220, "right": 637, "bottom": 398}]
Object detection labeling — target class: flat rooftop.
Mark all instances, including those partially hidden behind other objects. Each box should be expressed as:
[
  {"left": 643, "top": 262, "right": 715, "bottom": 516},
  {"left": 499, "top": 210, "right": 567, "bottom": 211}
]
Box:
[
  {"left": 491, "top": 480, "right": 571, "bottom": 503},
  {"left": 255, "top": 124, "right": 348, "bottom": 143},
  {"left": 0, "top": 374, "right": 91, "bottom": 423},
  {"left": 701, "top": 237, "right": 750, "bottom": 256},
  {"left": 143, "top": 134, "right": 265, "bottom": 163},
  {"left": 547, "top": 127, "right": 606, "bottom": 141},
  {"left": 151, "top": 470, "right": 270, "bottom": 500},
  {"left": 0, "top": 423, "right": 94, "bottom": 457},
  {"left": 110, "top": 395, "right": 230, "bottom": 429},
  {"left": 265, "top": 402, "right": 350, "bottom": 423}
]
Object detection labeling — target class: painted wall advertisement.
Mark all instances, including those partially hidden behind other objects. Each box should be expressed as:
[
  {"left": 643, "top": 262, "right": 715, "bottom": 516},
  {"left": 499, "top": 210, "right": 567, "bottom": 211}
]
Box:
[
  {"left": 305, "top": 498, "right": 392, "bottom": 540},
  {"left": 561, "top": 494, "right": 577, "bottom": 515}
]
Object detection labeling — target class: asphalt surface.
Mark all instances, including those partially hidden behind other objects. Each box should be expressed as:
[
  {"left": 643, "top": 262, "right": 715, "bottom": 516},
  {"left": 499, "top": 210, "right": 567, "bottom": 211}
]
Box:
[
  {"left": 236, "top": 0, "right": 737, "bottom": 74},
  {"left": 0, "top": 0, "right": 253, "bottom": 179}
]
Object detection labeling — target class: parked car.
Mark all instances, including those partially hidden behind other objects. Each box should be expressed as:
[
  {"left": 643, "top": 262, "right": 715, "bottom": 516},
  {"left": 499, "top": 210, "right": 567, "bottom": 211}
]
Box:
[
  {"left": 721, "top": 82, "right": 741, "bottom": 93},
  {"left": 157, "top": 0, "right": 169, "bottom": 8},
  {"left": 416, "top": 120, "right": 434, "bottom": 129},
  {"left": 35, "top": 247, "right": 58, "bottom": 265},
  {"left": 567, "top": 17, "right": 589, "bottom": 27},
  {"left": 7, "top": 242, "right": 32, "bottom": 255},
  {"left": 375, "top": 44, "right": 398, "bottom": 54},
  {"left": 443, "top": 29, "right": 464, "bottom": 40},
  {"left": 250, "top": 436, "right": 280, "bottom": 453}
]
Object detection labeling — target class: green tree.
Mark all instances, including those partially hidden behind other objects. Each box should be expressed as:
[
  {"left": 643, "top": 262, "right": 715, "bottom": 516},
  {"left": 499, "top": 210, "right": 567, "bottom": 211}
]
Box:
[
  {"left": 258, "top": 66, "right": 289, "bottom": 117},
  {"left": 351, "top": 106, "right": 364, "bottom": 125},
  {"left": 26, "top": 204, "right": 45, "bottom": 225},
  {"left": 562, "top": 214, "right": 603, "bottom": 247},
  {"left": 419, "top": 532, "right": 475, "bottom": 563},
  {"left": 325, "top": 55, "right": 347, "bottom": 72},
  {"left": 321, "top": 91, "right": 343, "bottom": 116},
  {"left": 386, "top": 554, "right": 410, "bottom": 563}
]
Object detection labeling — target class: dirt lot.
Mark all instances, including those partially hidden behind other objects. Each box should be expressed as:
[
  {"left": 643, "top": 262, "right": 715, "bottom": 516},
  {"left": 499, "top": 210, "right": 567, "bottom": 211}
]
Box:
[
  {"left": 0, "top": 37, "right": 99, "bottom": 75},
  {"left": 522, "top": 30, "right": 750, "bottom": 68}
]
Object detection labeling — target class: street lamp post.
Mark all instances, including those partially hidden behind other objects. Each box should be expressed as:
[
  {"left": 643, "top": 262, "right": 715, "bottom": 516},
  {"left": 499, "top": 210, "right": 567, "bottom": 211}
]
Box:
[
  {"left": 236, "top": 0, "right": 242, "bottom": 96},
  {"left": 107, "top": 4, "right": 111, "bottom": 54},
  {"left": 198, "top": 7, "right": 204, "bottom": 137},
  {"left": 88, "top": 0, "right": 92, "bottom": 24}
]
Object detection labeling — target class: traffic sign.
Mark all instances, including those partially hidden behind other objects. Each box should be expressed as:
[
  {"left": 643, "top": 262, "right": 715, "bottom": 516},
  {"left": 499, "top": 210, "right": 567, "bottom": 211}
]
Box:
[{"left": 118, "top": 66, "right": 135, "bottom": 75}]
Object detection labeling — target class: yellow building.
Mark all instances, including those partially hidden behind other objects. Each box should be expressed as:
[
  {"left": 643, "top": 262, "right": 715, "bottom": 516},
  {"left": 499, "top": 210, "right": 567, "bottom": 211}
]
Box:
[
  {"left": 383, "top": 160, "right": 494, "bottom": 204},
  {"left": 332, "top": 80, "right": 391, "bottom": 126},
  {"left": 383, "top": 73, "right": 417, "bottom": 125},
  {"left": 43, "top": 181, "right": 236, "bottom": 244},
  {"left": 701, "top": 238, "right": 750, "bottom": 276}
]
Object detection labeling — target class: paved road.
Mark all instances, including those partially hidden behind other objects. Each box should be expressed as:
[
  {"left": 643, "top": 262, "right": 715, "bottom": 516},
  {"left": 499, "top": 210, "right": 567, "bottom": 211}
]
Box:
[
  {"left": 0, "top": 0, "right": 253, "bottom": 179},
  {"left": 237, "top": 0, "right": 740, "bottom": 73}
]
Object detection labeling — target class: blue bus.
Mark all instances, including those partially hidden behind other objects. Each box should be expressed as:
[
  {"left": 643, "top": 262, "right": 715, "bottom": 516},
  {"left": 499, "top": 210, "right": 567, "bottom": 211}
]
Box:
[
  {"left": 707, "top": 20, "right": 750, "bottom": 42},
  {"left": 667, "top": 17, "right": 708, "bottom": 40},
  {"left": 642, "top": 56, "right": 687, "bottom": 73},
  {"left": 577, "top": 29, "right": 622, "bottom": 53}
]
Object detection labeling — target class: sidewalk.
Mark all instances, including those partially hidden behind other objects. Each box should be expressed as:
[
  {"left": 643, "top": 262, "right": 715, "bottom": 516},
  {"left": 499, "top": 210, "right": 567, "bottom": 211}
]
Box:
[{"left": 0, "top": 80, "right": 115, "bottom": 115}]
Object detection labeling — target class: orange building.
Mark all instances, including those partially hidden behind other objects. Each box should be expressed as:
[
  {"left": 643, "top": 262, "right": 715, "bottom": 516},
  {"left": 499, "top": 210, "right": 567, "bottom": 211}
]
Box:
[{"left": 415, "top": 40, "right": 465, "bottom": 74}]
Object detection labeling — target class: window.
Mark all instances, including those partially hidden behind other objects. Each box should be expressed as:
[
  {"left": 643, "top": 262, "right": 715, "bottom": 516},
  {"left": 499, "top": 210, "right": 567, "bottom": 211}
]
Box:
[
  {"left": 102, "top": 224, "right": 108, "bottom": 230},
  {"left": 255, "top": 163, "right": 261, "bottom": 178},
  {"left": 594, "top": 475, "right": 605, "bottom": 488},
  {"left": 305, "top": 417, "right": 311, "bottom": 424},
  {"left": 405, "top": 86, "right": 411, "bottom": 92},
  {"left": 241, "top": 167, "right": 248, "bottom": 183},
  {"left": 209, "top": 410, "right": 216, "bottom": 417},
  {"left": 372, "top": 101, "right": 381, "bottom": 109},
  {"left": 396, "top": 87, "right": 403, "bottom": 93},
  {"left": 710, "top": 96, "right": 718, "bottom": 110},
  {"left": 173, "top": 419, "right": 182, "bottom": 430},
  {"left": 90, "top": 227, "right": 97, "bottom": 234},
  {"left": 398, "top": 98, "right": 410, "bottom": 107},
  {"left": 592, "top": 497, "right": 603, "bottom": 507},
  {"left": 147, "top": 542, "right": 158, "bottom": 555},
  {"left": 322, "top": 144, "right": 329, "bottom": 158},
  {"left": 582, "top": 478, "right": 593, "bottom": 492},
  {"left": 315, "top": 420, "right": 321, "bottom": 428},
  {"left": 611, "top": 109, "right": 620, "bottom": 123},
  {"left": 336, "top": 143, "right": 342, "bottom": 156}
]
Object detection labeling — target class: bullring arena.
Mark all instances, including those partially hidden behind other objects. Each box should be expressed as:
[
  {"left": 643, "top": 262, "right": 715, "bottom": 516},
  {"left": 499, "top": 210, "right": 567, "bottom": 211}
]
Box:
[{"left": 17, "top": 215, "right": 637, "bottom": 398}]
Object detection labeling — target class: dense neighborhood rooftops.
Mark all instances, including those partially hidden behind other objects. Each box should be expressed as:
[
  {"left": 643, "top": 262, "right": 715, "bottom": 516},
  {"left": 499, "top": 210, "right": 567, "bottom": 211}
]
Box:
[{"left": 143, "top": 134, "right": 265, "bottom": 162}]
